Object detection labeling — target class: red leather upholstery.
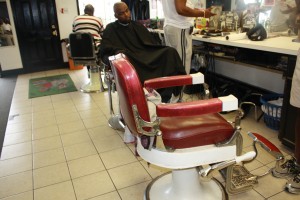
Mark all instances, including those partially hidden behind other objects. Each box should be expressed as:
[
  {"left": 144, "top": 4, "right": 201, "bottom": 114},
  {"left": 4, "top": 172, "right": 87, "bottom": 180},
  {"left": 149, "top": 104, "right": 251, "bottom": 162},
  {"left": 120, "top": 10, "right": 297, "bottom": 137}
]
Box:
[
  {"left": 145, "top": 75, "right": 195, "bottom": 89},
  {"left": 156, "top": 99, "right": 223, "bottom": 117},
  {"left": 160, "top": 114, "right": 234, "bottom": 149},
  {"left": 110, "top": 54, "right": 235, "bottom": 149},
  {"left": 110, "top": 56, "right": 151, "bottom": 137}
]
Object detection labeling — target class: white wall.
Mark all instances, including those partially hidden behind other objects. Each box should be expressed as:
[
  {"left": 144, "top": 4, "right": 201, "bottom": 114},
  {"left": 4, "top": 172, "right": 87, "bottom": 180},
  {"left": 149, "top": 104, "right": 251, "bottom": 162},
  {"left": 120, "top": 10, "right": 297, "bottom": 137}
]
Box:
[
  {"left": 55, "top": 0, "right": 78, "bottom": 40},
  {"left": 0, "top": 0, "right": 22, "bottom": 71},
  {"left": 0, "top": 0, "right": 78, "bottom": 71}
]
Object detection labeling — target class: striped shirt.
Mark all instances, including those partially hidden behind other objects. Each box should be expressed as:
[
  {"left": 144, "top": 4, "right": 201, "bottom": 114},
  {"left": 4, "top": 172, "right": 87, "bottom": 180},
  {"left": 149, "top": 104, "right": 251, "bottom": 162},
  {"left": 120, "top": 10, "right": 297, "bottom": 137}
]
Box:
[{"left": 73, "top": 14, "right": 104, "bottom": 41}]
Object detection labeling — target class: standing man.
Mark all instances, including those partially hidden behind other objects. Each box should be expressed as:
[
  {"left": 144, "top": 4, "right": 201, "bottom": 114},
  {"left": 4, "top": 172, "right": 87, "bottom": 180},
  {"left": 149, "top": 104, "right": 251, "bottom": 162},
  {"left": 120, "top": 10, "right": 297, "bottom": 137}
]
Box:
[
  {"left": 285, "top": 48, "right": 300, "bottom": 194},
  {"left": 271, "top": 1, "right": 300, "bottom": 194},
  {"left": 161, "top": 0, "right": 215, "bottom": 74},
  {"left": 272, "top": 48, "right": 300, "bottom": 194}
]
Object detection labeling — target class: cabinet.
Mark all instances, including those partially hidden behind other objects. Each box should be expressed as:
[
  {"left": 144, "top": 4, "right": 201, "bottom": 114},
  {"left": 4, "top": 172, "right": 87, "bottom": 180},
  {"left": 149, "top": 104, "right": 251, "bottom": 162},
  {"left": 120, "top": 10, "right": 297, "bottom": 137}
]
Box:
[
  {"left": 279, "top": 56, "right": 297, "bottom": 149},
  {"left": 191, "top": 34, "right": 299, "bottom": 149}
]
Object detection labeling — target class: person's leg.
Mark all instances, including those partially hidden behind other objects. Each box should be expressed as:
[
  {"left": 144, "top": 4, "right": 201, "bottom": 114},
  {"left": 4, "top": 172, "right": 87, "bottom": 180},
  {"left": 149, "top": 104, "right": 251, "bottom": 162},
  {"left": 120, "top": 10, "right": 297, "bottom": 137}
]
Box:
[
  {"left": 164, "top": 25, "right": 192, "bottom": 74},
  {"left": 294, "top": 108, "right": 300, "bottom": 164},
  {"left": 164, "top": 25, "right": 192, "bottom": 102},
  {"left": 286, "top": 112, "right": 300, "bottom": 194},
  {"left": 185, "top": 30, "right": 192, "bottom": 75},
  {"left": 285, "top": 108, "right": 300, "bottom": 187},
  {"left": 291, "top": 49, "right": 300, "bottom": 165},
  {"left": 273, "top": 51, "right": 300, "bottom": 179},
  {"left": 284, "top": 50, "right": 300, "bottom": 193}
]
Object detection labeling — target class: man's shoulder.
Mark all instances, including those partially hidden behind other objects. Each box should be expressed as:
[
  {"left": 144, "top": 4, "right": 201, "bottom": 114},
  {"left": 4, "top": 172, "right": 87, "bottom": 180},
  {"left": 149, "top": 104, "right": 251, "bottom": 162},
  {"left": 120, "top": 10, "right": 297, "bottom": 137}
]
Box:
[
  {"left": 131, "top": 21, "right": 144, "bottom": 27},
  {"left": 74, "top": 15, "right": 101, "bottom": 21},
  {"left": 105, "top": 21, "right": 118, "bottom": 29},
  {"left": 131, "top": 21, "right": 149, "bottom": 31},
  {"left": 106, "top": 21, "right": 116, "bottom": 26},
  {"left": 102, "top": 22, "right": 117, "bottom": 35}
]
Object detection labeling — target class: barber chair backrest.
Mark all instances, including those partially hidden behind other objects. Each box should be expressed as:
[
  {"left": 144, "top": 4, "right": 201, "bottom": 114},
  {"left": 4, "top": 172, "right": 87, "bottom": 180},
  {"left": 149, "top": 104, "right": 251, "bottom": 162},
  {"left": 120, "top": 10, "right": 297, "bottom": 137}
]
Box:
[
  {"left": 109, "top": 54, "right": 151, "bottom": 136},
  {"left": 69, "top": 32, "right": 97, "bottom": 65}
]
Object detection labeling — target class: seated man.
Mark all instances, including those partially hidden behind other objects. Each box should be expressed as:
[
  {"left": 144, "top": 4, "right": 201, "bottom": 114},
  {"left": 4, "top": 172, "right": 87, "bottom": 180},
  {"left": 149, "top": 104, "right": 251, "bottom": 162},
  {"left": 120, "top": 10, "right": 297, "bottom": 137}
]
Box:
[
  {"left": 72, "top": 4, "right": 104, "bottom": 73},
  {"left": 73, "top": 4, "right": 104, "bottom": 45},
  {"left": 100, "top": 2, "right": 186, "bottom": 102}
]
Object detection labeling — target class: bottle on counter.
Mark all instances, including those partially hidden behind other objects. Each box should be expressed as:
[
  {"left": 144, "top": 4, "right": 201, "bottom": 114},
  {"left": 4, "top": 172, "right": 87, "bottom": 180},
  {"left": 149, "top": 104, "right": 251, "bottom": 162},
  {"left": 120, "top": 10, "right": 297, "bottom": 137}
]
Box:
[{"left": 156, "top": 16, "right": 161, "bottom": 29}]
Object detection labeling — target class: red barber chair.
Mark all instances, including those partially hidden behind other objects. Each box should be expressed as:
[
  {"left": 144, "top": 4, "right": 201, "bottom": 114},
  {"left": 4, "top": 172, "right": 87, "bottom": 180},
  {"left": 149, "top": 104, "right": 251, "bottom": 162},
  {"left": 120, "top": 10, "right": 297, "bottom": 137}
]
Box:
[{"left": 109, "top": 53, "right": 260, "bottom": 199}]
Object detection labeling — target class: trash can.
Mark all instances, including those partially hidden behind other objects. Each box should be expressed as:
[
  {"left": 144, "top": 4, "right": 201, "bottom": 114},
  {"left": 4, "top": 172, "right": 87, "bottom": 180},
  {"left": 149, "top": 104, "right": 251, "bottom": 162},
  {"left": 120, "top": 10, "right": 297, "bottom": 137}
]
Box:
[{"left": 260, "top": 94, "right": 283, "bottom": 130}]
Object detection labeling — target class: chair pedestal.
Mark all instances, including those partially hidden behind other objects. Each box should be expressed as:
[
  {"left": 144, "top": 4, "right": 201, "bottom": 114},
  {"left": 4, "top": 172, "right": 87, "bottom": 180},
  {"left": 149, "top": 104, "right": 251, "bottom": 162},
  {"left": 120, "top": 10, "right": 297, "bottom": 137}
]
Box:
[
  {"left": 145, "top": 168, "right": 226, "bottom": 200},
  {"left": 81, "top": 66, "right": 105, "bottom": 93},
  {"left": 136, "top": 137, "right": 236, "bottom": 200}
]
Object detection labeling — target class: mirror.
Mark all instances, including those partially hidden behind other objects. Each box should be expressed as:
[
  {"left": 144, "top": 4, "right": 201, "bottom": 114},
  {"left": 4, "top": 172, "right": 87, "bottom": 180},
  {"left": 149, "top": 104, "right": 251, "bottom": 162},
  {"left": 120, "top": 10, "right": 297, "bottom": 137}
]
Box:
[{"left": 0, "top": 1, "right": 14, "bottom": 46}]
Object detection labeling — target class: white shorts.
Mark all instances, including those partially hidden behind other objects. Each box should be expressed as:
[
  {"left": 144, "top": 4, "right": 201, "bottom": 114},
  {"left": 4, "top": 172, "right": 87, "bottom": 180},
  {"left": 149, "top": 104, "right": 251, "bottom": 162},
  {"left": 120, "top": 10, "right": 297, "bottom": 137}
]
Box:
[{"left": 290, "top": 48, "right": 300, "bottom": 108}]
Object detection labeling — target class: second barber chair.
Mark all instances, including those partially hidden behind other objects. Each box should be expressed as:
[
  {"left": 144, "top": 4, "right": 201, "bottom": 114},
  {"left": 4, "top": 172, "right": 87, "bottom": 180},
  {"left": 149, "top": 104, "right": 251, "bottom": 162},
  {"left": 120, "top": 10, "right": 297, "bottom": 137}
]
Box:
[{"left": 68, "top": 32, "right": 105, "bottom": 93}]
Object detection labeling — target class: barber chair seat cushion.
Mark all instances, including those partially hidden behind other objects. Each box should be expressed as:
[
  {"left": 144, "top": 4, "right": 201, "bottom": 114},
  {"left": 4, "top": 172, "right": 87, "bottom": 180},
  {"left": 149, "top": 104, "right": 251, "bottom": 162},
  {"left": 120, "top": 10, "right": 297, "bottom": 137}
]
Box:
[{"left": 160, "top": 113, "right": 234, "bottom": 149}]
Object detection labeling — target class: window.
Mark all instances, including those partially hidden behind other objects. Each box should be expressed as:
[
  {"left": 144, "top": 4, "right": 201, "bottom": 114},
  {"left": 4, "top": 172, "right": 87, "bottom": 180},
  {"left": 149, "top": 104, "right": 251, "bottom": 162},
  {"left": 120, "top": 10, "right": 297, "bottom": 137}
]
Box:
[
  {"left": 77, "top": 0, "right": 165, "bottom": 26},
  {"left": 149, "top": 0, "right": 164, "bottom": 19},
  {"left": 77, "top": 0, "right": 120, "bottom": 26},
  {"left": 244, "top": 0, "right": 258, "bottom": 3}
]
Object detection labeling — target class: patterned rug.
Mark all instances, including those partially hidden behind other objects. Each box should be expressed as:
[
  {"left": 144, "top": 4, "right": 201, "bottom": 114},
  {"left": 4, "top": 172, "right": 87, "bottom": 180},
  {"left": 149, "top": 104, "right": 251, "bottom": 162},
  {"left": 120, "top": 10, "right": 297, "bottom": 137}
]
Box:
[{"left": 29, "top": 74, "right": 77, "bottom": 98}]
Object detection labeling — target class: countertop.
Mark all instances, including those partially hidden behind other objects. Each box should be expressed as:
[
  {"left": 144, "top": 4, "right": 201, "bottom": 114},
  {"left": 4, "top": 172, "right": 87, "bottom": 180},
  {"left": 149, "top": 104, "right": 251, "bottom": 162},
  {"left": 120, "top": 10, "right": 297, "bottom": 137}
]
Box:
[
  {"left": 192, "top": 33, "right": 300, "bottom": 56},
  {"left": 153, "top": 29, "right": 299, "bottom": 56}
]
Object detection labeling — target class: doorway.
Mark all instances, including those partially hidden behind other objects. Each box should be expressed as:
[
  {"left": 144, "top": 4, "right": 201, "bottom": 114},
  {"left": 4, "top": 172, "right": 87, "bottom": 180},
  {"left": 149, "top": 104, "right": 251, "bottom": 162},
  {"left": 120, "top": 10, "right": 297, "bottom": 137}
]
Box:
[{"left": 10, "top": 0, "right": 64, "bottom": 73}]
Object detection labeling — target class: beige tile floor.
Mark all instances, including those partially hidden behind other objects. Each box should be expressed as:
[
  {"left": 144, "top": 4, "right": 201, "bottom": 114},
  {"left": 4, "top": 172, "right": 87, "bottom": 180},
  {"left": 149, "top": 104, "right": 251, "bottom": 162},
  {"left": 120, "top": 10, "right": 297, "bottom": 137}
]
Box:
[{"left": 0, "top": 67, "right": 299, "bottom": 200}]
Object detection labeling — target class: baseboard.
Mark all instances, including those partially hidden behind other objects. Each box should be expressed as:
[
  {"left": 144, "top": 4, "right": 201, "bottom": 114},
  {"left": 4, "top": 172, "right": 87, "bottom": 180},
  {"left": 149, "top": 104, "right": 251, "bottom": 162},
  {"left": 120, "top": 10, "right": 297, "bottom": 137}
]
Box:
[{"left": 0, "top": 68, "right": 24, "bottom": 78}]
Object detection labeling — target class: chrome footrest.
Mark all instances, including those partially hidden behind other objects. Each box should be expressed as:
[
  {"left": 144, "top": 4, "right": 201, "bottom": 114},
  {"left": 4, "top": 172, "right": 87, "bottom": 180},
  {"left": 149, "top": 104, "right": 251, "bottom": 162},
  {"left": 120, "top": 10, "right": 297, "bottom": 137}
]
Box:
[
  {"left": 222, "top": 165, "right": 258, "bottom": 194},
  {"left": 231, "top": 165, "right": 258, "bottom": 189}
]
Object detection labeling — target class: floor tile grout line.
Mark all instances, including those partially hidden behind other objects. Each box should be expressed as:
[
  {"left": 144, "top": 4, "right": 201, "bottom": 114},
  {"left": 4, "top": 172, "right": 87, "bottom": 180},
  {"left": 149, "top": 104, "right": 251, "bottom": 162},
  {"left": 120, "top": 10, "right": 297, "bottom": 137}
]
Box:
[{"left": 1, "top": 69, "right": 297, "bottom": 200}]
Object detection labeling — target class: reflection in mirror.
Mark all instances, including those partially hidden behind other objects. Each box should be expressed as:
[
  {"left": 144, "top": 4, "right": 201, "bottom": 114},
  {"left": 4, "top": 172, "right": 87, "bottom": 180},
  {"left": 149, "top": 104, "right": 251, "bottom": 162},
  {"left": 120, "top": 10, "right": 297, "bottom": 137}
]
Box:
[
  {"left": 234, "top": 0, "right": 297, "bottom": 36},
  {"left": 0, "top": 1, "right": 14, "bottom": 46}
]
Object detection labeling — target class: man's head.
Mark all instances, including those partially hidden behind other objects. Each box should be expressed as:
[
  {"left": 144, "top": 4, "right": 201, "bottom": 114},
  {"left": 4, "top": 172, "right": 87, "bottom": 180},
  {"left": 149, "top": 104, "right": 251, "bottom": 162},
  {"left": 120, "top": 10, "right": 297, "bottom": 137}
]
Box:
[
  {"left": 84, "top": 4, "right": 94, "bottom": 16},
  {"left": 114, "top": 2, "right": 131, "bottom": 24}
]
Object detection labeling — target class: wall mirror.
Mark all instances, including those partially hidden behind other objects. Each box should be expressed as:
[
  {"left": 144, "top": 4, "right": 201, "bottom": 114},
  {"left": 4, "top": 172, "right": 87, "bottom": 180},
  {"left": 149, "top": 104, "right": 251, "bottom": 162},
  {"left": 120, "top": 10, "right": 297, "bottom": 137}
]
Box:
[{"left": 0, "top": 0, "right": 14, "bottom": 47}]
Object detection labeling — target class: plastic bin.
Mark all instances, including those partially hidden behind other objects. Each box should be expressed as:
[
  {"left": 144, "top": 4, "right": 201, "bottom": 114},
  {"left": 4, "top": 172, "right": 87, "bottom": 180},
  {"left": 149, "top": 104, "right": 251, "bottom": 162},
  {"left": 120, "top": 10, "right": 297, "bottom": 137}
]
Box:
[{"left": 260, "top": 94, "right": 283, "bottom": 130}]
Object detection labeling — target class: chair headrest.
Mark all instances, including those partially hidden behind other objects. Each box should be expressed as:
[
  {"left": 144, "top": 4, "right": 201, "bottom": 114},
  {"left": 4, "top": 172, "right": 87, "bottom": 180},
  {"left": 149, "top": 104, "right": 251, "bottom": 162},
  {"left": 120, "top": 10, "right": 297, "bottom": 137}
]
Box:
[{"left": 68, "top": 32, "right": 96, "bottom": 59}]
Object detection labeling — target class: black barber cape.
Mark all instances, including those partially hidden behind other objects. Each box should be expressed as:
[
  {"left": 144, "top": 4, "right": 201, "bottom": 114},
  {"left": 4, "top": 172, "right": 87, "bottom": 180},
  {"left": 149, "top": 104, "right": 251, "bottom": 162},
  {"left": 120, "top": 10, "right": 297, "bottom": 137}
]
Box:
[{"left": 100, "top": 20, "right": 186, "bottom": 102}]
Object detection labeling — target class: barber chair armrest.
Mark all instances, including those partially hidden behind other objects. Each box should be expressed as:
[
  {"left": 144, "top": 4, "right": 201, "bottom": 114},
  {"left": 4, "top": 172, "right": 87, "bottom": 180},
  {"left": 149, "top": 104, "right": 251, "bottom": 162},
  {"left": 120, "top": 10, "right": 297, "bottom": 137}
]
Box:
[
  {"left": 156, "top": 95, "right": 238, "bottom": 117},
  {"left": 144, "top": 72, "right": 204, "bottom": 90}
]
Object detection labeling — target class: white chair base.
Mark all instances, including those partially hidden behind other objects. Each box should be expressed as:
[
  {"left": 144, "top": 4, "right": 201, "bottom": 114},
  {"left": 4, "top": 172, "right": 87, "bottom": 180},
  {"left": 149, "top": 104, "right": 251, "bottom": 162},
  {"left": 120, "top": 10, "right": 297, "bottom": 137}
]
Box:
[
  {"left": 80, "top": 66, "right": 105, "bottom": 93},
  {"left": 136, "top": 137, "right": 236, "bottom": 169},
  {"left": 145, "top": 168, "right": 226, "bottom": 200},
  {"left": 137, "top": 137, "right": 235, "bottom": 200}
]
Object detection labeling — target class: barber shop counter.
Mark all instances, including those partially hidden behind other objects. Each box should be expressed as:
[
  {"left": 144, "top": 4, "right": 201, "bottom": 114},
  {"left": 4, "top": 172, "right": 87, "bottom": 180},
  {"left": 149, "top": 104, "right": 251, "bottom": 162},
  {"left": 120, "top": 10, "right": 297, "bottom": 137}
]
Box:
[
  {"left": 191, "top": 33, "right": 298, "bottom": 149},
  {"left": 192, "top": 34, "right": 298, "bottom": 55}
]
